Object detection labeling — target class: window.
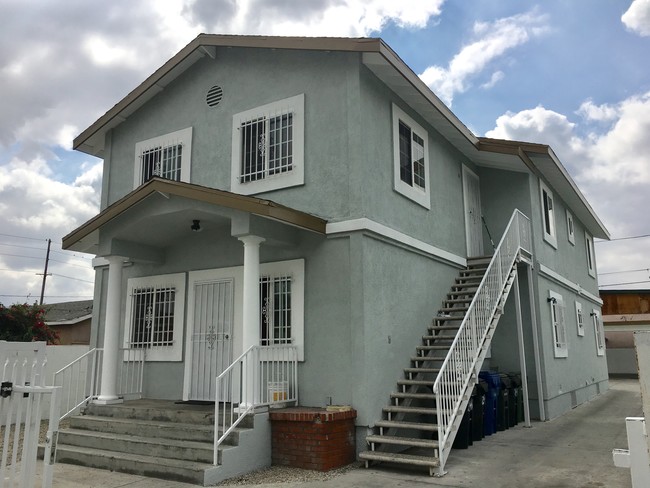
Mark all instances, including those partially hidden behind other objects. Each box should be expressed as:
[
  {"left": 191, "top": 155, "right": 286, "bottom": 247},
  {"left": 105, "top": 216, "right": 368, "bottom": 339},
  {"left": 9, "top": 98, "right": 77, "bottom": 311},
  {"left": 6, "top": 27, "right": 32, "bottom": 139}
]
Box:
[
  {"left": 259, "top": 259, "right": 304, "bottom": 360},
  {"left": 231, "top": 94, "right": 304, "bottom": 195},
  {"left": 566, "top": 210, "right": 575, "bottom": 245},
  {"left": 134, "top": 128, "right": 192, "bottom": 189},
  {"left": 575, "top": 301, "right": 585, "bottom": 337},
  {"left": 549, "top": 290, "right": 568, "bottom": 358},
  {"left": 591, "top": 309, "right": 605, "bottom": 356},
  {"left": 540, "top": 180, "right": 557, "bottom": 248},
  {"left": 586, "top": 233, "right": 595, "bottom": 277},
  {"left": 392, "top": 104, "right": 431, "bottom": 209},
  {"left": 124, "top": 273, "right": 186, "bottom": 361}
]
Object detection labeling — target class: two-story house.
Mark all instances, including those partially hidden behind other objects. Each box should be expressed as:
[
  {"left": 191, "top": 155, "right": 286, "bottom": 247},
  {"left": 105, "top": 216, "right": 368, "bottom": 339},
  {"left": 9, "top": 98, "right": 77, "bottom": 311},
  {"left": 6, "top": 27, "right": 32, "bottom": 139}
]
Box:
[{"left": 60, "top": 35, "right": 609, "bottom": 484}]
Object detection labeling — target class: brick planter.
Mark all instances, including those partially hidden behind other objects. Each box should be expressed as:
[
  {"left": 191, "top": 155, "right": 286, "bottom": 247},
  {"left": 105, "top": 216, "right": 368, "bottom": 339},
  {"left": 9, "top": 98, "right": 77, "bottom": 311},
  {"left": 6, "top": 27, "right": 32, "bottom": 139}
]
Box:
[{"left": 269, "top": 407, "right": 357, "bottom": 471}]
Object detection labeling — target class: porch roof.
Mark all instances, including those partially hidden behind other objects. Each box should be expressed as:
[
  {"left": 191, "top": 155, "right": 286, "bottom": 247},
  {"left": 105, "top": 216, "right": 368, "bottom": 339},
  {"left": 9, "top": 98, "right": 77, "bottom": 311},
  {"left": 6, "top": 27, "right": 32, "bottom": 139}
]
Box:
[{"left": 62, "top": 178, "right": 327, "bottom": 253}]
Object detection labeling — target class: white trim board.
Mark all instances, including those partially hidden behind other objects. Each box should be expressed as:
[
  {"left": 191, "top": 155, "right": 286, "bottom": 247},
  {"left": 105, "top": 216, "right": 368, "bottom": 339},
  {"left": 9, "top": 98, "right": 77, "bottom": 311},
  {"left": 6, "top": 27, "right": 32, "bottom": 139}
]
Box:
[
  {"left": 326, "top": 218, "right": 466, "bottom": 267},
  {"left": 537, "top": 263, "right": 603, "bottom": 305}
]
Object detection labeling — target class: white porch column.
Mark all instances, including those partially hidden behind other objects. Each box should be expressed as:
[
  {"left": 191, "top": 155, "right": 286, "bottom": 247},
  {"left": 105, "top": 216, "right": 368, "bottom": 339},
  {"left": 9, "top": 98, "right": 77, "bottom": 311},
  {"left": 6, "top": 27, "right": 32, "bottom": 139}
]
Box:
[
  {"left": 96, "top": 256, "right": 125, "bottom": 404},
  {"left": 238, "top": 235, "right": 265, "bottom": 407}
]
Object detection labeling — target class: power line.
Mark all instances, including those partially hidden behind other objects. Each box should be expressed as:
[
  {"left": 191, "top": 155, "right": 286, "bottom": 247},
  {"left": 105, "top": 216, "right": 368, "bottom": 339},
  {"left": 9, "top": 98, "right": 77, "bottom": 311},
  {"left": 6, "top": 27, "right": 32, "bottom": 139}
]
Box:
[
  {"left": 0, "top": 233, "right": 49, "bottom": 242},
  {"left": 51, "top": 273, "right": 94, "bottom": 284},
  {"left": 599, "top": 280, "right": 650, "bottom": 288},
  {"left": 0, "top": 242, "right": 91, "bottom": 262},
  {"left": 0, "top": 253, "right": 45, "bottom": 261},
  {"left": 0, "top": 294, "right": 93, "bottom": 298},
  {"left": 0, "top": 268, "right": 39, "bottom": 274},
  {"left": 49, "top": 258, "right": 92, "bottom": 269},
  {"left": 595, "top": 234, "right": 650, "bottom": 243},
  {"left": 599, "top": 268, "right": 650, "bottom": 276}
]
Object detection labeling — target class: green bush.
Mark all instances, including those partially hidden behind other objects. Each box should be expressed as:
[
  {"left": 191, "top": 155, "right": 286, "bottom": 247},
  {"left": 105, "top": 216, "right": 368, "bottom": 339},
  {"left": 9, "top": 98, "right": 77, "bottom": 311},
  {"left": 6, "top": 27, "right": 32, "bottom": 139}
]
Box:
[{"left": 0, "top": 303, "right": 59, "bottom": 344}]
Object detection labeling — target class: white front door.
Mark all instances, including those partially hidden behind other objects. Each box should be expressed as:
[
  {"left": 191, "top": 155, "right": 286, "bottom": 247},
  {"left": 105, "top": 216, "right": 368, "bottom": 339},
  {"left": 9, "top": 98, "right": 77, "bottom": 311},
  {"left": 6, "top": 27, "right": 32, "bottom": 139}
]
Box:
[
  {"left": 463, "top": 166, "right": 484, "bottom": 257},
  {"left": 184, "top": 278, "right": 234, "bottom": 401}
]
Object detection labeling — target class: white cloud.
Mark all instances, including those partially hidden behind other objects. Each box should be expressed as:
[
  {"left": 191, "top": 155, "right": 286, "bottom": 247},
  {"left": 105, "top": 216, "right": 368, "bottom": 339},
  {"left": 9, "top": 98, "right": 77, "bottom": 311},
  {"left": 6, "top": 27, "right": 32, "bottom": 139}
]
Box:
[
  {"left": 481, "top": 71, "right": 504, "bottom": 90},
  {"left": 419, "top": 9, "right": 549, "bottom": 106},
  {"left": 577, "top": 99, "right": 620, "bottom": 122},
  {"left": 622, "top": 0, "right": 650, "bottom": 36},
  {"left": 82, "top": 36, "right": 139, "bottom": 68}
]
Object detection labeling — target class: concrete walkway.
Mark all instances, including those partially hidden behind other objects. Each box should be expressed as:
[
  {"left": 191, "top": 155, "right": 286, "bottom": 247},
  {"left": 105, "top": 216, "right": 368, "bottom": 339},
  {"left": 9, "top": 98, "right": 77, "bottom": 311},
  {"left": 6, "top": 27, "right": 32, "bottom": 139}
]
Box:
[{"left": 28, "top": 378, "right": 641, "bottom": 487}]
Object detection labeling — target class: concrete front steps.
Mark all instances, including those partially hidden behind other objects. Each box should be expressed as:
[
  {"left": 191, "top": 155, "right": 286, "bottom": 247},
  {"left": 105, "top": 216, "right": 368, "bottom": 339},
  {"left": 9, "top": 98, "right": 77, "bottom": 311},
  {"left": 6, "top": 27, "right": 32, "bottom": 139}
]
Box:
[{"left": 43, "top": 399, "right": 271, "bottom": 486}]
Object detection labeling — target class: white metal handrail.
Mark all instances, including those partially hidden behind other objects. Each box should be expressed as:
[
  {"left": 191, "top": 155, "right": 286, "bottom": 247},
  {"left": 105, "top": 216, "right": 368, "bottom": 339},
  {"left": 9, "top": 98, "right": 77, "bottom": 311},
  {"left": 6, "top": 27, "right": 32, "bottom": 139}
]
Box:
[
  {"left": 433, "top": 209, "right": 531, "bottom": 474},
  {"left": 53, "top": 347, "right": 146, "bottom": 420},
  {"left": 214, "top": 344, "right": 298, "bottom": 464}
]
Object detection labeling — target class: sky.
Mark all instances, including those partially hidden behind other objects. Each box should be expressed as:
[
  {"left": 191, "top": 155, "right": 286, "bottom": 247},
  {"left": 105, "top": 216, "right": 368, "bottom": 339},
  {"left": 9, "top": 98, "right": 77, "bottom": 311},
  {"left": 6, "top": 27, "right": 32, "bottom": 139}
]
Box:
[{"left": 1, "top": 0, "right": 649, "bottom": 304}]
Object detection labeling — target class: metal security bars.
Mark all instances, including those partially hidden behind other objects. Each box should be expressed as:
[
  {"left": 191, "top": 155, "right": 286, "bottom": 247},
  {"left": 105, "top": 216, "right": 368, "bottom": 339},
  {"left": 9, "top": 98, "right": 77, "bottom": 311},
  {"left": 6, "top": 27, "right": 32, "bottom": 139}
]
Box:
[
  {"left": 140, "top": 143, "right": 183, "bottom": 184},
  {"left": 433, "top": 209, "right": 531, "bottom": 475},
  {"left": 240, "top": 110, "right": 293, "bottom": 182},
  {"left": 260, "top": 275, "right": 292, "bottom": 346},
  {"left": 214, "top": 345, "right": 297, "bottom": 464},
  {"left": 130, "top": 286, "right": 176, "bottom": 349}
]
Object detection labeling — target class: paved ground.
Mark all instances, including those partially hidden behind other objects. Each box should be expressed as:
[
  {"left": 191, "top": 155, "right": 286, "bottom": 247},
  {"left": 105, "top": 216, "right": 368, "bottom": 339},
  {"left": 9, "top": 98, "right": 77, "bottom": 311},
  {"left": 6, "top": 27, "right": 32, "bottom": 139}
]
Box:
[{"left": 23, "top": 378, "right": 642, "bottom": 487}]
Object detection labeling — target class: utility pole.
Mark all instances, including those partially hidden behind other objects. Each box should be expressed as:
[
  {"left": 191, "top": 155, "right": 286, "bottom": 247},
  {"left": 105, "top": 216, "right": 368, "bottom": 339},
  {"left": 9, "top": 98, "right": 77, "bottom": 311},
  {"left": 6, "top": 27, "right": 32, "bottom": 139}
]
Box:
[{"left": 38, "top": 239, "right": 51, "bottom": 305}]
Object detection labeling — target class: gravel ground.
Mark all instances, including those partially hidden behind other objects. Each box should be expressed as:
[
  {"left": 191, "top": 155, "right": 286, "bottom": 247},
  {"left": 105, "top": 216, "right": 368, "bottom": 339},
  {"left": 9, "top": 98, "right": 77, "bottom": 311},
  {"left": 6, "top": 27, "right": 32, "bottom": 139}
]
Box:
[
  {"left": 216, "top": 462, "right": 363, "bottom": 485},
  {"left": 0, "top": 419, "right": 69, "bottom": 465}
]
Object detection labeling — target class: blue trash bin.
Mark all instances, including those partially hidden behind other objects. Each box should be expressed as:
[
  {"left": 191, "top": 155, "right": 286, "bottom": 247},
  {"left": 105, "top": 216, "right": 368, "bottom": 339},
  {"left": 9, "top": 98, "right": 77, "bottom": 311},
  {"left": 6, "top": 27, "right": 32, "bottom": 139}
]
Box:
[{"left": 479, "top": 371, "right": 500, "bottom": 436}]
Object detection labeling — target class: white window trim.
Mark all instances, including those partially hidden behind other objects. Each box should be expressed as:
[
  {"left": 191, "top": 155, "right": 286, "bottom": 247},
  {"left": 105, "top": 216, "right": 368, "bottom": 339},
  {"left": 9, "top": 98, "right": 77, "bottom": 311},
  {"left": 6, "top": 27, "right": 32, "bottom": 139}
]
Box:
[
  {"left": 575, "top": 301, "right": 584, "bottom": 337},
  {"left": 259, "top": 259, "right": 305, "bottom": 361},
  {"left": 566, "top": 210, "right": 575, "bottom": 245},
  {"left": 586, "top": 233, "right": 596, "bottom": 278},
  {"left": 540, "top": 180, "right": 557, "bottom": 248},
  {"left": 123, "top": 273, "right": 186, "bottom": 362},
  {"left": 592, "top": 308, "right": 605, "bottom": 356},
  {"left": 133, "top": 127, "right": 192, "bottom": 189},
  {"left": 392, "top": 103, "right": 431, "bottom": 209},
  {"left": 549, "top": 290, "right": 568, "bottom": 358},
  {"left": 231, "top": 94, "right": 305, "bottom": 195}
]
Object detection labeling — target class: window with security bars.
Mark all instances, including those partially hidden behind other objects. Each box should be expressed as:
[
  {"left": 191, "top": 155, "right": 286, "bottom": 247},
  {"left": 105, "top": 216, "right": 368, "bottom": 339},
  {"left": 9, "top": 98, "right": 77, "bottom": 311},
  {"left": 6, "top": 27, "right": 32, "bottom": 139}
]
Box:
[
  {"left": 231, "top": 94, "right": 304, "bottom": 195},
  {"left": 260, "top": 275, "right": 292, "bottom": 346},
  {"left": 549, "top": 291, "right": 568, "bottom": 358},
  {"left": 130, "top": 286, "right": 176, "bottom": 348},
  {"left": 240, "top": 113, "right": 293, "bottom": 182},
  {"left": 133, "top": 127, "right": 192, "bottom": 189},
  {"left": 140, "top": 144, "right": 183, "bottom": 184}
]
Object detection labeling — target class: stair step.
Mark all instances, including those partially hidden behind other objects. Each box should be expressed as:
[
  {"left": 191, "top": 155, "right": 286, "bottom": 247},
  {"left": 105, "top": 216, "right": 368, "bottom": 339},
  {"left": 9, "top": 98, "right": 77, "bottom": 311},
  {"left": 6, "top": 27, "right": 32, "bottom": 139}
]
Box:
[
  {"left": 383, "top": 405, "right": 437, "bottom": 416},
  {"left": 57, "top": 428, "right": 214, "bottom": 463},
  {"left": 366, "top": 435, "right": 439, "bottom": 449},
  {"left": 404, "top": 367, "right": 440, "bottom": 374},
  {"left": 437, "top": 306, "right": 469, "bottom": 313},
  {"left": 422, "top": 335, "right": 456, "bottom": 341},
  {"left": 411, "top": 356, "right": 444, "bottom": 363},
  {"left": 455, "top": 278, "right": 482, "bottom": 285},
  {"left": 83, "top": 401, "right": 217, "bottom": 426},
  {"left": 359, "top": 451, "right": 440, "bottom": 471},
  {"left": 397, "top": 379, "right": 434, "bottom": 387},
  {"left": 416, "top": 345, "right": 450, "bottom": 351},
  {"left": 51, "top": 444, "right": 216, "bottom": 485},
  {"left": 391, "top": 392, "right": 435, "bottom": 400},
  {"left": 433, "top": 315, "right": 464, "bottom": 322},
  {"left": 375, "top": 420, "right": 438, "bottom": 432},
  {"left": 444, "top": 297, "right": 474, "bottom": 304}
]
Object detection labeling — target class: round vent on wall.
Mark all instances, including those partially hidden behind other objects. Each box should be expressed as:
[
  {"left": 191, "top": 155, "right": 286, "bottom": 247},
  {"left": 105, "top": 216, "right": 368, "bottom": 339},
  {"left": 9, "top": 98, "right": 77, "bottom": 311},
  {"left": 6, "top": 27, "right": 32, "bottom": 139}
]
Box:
[{"left": 206, "top": 85, "right": 223, "bottom": 107}]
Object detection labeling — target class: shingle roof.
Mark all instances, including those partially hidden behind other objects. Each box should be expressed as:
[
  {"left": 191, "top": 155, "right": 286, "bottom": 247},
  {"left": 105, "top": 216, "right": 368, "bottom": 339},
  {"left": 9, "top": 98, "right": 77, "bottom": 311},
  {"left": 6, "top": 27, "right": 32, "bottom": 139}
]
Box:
[{"left": 43, "top": 300, "right": 93, "bottom": 324}]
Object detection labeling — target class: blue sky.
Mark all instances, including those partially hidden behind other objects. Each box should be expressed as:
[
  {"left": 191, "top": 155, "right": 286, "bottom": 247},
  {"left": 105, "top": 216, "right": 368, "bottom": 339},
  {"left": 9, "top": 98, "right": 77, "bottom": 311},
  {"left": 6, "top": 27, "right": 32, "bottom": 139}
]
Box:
[{"left": 1, "top": 0, "right": 649, "bottom": 302}]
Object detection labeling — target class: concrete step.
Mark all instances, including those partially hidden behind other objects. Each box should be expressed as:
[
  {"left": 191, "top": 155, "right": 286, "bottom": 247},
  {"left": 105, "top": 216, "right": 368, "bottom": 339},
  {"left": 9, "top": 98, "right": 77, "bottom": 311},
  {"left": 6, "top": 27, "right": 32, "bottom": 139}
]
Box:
[
  {"left": 52, "top": 444, "right": 216, "bottom": 485},
  {"left": 422, "top": 335, "right": 456, "bottom": 342},
  {"left": 83, "top": 401, "right": 219, "bottom": 426},
  {"left": 437, "top": 306, "right": 469, "bottom": 313},
  {"left": 404, "top": 367, "right": 440, "bottom": 375},
  {"left": 390, "top": 392, "right": 435, "bottom": 401},
  {"left": 69, "top": 415, "right": 237, "bottom": 444},
  {"left": 375, "top": 420, "right": 438, "bottom": 432},
  {"left": 432, "top": 315, "right": 464, "bottom": 322},
  {"left": 397, "top": 379, "right": 434, "bottom": 388},
  {"left": 416, "top": 345, "right": 450, "bottom": 352},
  {"left": 366, "top": 435, "right": 439, "bottom": 450},
  {"left": 57, "top": 428, "right": 215, "bottom": 463},
  {"left": 428, "top": 324, "right": 461, "bottom": 331},
  {"left": 410, "top": 356, "right": 444, "bottom": 364}
]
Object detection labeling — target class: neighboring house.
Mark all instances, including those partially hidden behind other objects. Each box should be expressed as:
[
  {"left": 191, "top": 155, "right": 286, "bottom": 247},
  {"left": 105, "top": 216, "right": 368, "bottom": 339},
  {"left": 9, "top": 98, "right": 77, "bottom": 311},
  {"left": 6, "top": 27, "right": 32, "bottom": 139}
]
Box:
[
  {"left": 61, "top": 35, "right": 609, "bottom": 480},
  {"left": 600, "top": 289, "right": 650, "bottom": 377},
  {"left": 43, "top": 300, "right": 92, "bottom": 345}
]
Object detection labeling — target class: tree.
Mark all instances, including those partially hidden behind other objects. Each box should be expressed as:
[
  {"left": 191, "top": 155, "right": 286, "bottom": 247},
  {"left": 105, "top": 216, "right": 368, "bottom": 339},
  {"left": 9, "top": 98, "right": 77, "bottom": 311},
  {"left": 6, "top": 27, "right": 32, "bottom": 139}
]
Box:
[{"left": 0, "top": 303, "right": 59, "bottom": 344}]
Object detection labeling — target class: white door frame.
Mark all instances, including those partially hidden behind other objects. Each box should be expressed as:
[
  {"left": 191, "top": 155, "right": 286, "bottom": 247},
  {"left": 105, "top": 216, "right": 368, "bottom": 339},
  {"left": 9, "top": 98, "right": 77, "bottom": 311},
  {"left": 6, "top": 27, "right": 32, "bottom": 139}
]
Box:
[
  {"left": 462, "top": 165, "right": 484, "bottom": 257},
  {"left": 183, "top": 267, "right": 243, "bottom": 401}
]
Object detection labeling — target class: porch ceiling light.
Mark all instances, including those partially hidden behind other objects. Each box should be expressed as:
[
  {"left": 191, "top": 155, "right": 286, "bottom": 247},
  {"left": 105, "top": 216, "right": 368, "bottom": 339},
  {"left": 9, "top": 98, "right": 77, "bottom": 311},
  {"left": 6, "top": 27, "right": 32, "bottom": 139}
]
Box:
[{"left": 191, "top": 219, "right": 201, "bottom": 232}]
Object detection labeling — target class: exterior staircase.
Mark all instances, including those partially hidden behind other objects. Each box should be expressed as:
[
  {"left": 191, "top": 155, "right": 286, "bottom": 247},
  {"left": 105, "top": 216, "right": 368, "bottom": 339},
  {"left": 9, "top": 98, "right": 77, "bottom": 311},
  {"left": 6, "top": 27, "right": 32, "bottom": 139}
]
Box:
[
  {"left": 359, "top": 210, "right": 532, "bottom": 476},
  {"left": 41, "top": 399, "right": 257, "bottom": 485}
]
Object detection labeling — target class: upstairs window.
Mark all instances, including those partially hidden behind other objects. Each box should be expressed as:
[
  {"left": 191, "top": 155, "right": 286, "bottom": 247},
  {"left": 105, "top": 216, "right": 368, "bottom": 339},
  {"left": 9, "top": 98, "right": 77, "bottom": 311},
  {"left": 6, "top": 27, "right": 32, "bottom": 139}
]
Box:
[
  {"left": 566, "top": 210, "right": 575, "bottom": 245},
  {"left": 124, "top": 273, "right": 186, "bottom": 361},
  {"left": 540, "top": 180, "right": 557, "bottom": 248},
  {"left": 134, "top": 128, "right": 192, "bottom": 188},
  {"left": 392, "top": 104, "right": 430, "bottom": 209},
  {"left": 549, "top": 290, "right": 568, "bottom": 358},
  {"left": 586, "top": 233, "right": 596, "bottom": 277},
  {"left": 232, "top": 94, "right": 304, "bottom": 195}
]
